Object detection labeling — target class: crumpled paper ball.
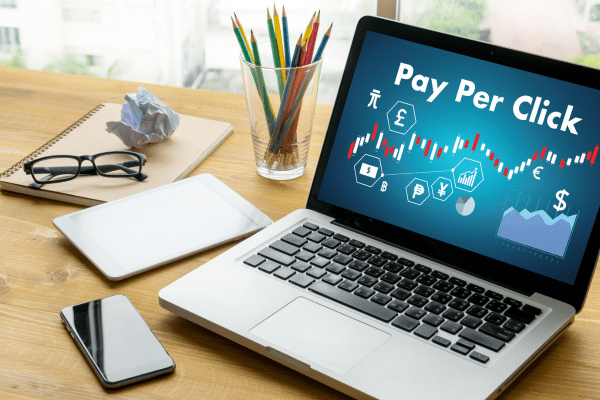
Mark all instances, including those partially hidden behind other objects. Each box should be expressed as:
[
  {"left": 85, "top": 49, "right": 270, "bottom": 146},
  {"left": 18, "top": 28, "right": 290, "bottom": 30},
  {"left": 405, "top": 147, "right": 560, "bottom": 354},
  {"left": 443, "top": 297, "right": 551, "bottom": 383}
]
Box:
[{"left": 106, "top": 86, "right": 180, "bottom": 147}]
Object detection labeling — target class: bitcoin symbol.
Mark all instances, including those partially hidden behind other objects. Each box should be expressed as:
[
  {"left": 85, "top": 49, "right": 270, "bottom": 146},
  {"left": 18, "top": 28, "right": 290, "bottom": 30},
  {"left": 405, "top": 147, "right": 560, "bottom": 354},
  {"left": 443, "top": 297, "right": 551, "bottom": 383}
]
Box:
[
  {"left": 438, "top": 183, "right": 448, "bottom": 197},
  {"left": 412, "top": 184, "right": 424, "bottom": 198},
  {"left": 394, "top": 109, "right": 407, "bottom": 126},
  {"left": 553, "top": 189, "right": 569, "bottom": 212},
  {"left": 381, "top": 181, "right": 388, "bottom": 192}
]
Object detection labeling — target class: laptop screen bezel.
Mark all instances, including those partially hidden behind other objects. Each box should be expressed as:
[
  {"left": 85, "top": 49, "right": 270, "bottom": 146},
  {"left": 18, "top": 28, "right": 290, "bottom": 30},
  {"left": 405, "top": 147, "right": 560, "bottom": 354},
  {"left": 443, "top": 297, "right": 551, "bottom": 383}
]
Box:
[{"left": 306, "top": 16, "right": 600, "bottom": 313}]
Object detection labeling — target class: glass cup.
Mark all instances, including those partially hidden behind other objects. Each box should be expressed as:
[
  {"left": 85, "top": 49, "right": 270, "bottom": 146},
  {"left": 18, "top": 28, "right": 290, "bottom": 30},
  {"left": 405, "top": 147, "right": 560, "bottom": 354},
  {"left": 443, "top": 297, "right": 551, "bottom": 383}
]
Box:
[{"left": 240, "top": 43, "right": 323, "bottom": 180}]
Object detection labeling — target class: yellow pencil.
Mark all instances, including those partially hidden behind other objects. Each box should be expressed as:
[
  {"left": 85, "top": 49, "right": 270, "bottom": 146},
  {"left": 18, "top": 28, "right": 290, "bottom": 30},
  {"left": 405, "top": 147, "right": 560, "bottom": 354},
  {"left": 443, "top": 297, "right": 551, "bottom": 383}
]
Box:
[
  {"left": 273, "top": 4, "right": 287, "bottom": 84},
  {"left": 234, "top": 13, "right": 254, "bottom": 63},
  {"left": 303, "top": 12, "right": 316, "bottom": 43}
]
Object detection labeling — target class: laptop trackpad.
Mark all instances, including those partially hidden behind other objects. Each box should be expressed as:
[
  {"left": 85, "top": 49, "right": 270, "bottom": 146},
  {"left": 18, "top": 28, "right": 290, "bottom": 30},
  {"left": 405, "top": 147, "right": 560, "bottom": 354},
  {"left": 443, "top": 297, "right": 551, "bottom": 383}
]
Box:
[{"left": 250, "top": 297, "right": 390, "bottom": 374}]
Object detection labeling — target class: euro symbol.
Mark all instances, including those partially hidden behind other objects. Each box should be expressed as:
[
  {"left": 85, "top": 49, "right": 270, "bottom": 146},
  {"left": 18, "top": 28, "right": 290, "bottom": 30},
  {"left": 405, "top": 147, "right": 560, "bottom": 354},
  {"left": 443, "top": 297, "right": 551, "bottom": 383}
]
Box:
[{"left": 533, "top": 166, "right": 543, "bottom": 180}]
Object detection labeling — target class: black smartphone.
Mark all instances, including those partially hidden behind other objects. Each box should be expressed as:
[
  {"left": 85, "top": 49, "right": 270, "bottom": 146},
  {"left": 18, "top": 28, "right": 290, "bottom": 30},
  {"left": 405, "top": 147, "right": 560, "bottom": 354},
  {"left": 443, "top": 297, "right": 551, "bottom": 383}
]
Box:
[{"left": 60, "top": 294, "right": 175, "bottom": 388}]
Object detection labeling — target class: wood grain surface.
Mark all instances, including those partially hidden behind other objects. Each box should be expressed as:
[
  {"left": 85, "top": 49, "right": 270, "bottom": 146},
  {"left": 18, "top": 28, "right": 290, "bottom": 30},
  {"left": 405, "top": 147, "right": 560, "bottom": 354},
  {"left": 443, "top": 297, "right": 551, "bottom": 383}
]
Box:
[{"left": 1, "top": 66, "right": 599, "bottom": 400}]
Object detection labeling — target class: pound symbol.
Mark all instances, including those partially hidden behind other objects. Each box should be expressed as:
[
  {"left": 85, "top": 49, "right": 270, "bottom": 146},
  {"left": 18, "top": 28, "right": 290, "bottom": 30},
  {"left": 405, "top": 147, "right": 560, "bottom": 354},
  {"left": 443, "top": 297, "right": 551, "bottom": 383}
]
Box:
[
  {"left": 381, "top": 181, "right": 388, "bottom": 192},
  {"left": 394, "top": 109, "right": 407, "bottom": 126}
]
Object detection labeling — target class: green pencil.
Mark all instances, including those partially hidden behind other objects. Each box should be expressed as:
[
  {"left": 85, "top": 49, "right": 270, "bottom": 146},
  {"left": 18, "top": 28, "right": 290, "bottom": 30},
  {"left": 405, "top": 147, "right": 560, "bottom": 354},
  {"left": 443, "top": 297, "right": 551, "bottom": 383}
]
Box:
[
  {"left": 267, "top": 8, "right": 285, "bottom": 98},
  {"left": 233, "top": 17, "right": 252, "bottom": 64},
  {"left": 251, "top": 30, "right": 276, "bottom": 135}
]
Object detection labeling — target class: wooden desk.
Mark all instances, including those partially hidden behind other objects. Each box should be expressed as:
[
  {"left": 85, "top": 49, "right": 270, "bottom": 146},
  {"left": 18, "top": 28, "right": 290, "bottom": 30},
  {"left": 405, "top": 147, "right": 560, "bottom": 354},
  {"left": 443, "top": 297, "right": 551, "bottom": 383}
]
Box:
[{"left": 0, "top": 67, "right": 599, "bottom": 400}]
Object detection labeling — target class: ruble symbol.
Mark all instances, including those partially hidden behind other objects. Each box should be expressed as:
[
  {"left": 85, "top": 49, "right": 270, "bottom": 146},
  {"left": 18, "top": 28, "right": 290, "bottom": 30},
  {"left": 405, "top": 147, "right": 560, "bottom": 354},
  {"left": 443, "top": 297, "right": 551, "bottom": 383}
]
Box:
[{"left": 413, "top": 184, "right": 424, "bottom": 198}]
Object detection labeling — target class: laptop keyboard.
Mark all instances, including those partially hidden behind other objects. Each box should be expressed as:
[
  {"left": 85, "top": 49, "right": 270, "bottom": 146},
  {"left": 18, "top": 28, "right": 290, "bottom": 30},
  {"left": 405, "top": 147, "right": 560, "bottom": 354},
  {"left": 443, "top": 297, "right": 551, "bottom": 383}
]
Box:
[{"left": 244, "top": 222, "right": 543, "bottom": 364}]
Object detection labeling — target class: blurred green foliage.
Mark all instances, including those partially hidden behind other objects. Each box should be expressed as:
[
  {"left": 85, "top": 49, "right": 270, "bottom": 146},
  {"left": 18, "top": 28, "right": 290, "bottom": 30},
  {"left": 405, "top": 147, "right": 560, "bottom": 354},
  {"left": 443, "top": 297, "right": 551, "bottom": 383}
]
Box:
[
  {"left": 43, "top": 53, "right": 97, "bottom": 76},
  {"left": 0, "top": 49, "right": 26, "bottom": 68},
  {"left": 573, "top": 54, "right": 600, "bottom": 69},
  {"left": 418, "top": 0, "right": 487, "bottom": 40}
]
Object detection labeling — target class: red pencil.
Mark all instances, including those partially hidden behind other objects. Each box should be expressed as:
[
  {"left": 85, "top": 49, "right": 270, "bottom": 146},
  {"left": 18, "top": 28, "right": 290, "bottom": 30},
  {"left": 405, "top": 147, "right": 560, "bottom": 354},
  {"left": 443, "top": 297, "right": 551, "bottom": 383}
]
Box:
[{"left": 305, "top": 11, "right": 320, "bottom": 63}]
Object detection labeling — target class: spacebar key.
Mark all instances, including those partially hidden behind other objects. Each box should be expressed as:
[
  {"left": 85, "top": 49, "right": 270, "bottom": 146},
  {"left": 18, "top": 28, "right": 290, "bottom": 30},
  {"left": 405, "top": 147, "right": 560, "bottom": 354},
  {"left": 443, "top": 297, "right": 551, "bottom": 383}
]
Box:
[
  {"left": 309, "top": 281, "right": 398, "bottom": 322},
  {"left": 459, "top": 328, "right": 505, "bottom": 352}
]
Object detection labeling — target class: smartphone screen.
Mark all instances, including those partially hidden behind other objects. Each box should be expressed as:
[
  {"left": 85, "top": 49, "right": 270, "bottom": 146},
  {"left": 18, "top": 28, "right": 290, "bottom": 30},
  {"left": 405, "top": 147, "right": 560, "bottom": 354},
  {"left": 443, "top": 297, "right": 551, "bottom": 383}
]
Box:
[{"left": 61, "top": 295, "right": 175, "bottom": 387}]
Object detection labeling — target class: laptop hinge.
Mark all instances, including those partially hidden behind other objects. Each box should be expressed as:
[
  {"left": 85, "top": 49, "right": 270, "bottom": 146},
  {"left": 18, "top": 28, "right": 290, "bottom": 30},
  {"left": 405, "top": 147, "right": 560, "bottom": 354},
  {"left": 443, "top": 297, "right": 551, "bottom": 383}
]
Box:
[{"left": 332, "top": 219, "right": 533, "bottom": 297}]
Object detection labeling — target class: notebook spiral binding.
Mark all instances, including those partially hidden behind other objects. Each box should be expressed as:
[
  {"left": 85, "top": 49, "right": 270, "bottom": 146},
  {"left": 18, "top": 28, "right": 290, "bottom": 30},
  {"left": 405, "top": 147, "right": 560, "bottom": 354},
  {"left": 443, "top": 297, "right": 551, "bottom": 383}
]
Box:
[{"left": 0, "top": 104, "right": 105, "bottom": 179}]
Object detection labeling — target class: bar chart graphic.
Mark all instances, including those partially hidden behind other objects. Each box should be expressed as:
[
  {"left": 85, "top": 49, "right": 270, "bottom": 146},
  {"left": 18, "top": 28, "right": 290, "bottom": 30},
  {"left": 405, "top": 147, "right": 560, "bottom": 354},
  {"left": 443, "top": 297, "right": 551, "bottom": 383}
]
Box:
[
  {"left": 457, "top": 169, "right": 478, "bottom": 187},
  {"left": 346, "top": 121, "right": 600, "bottom": 182}
]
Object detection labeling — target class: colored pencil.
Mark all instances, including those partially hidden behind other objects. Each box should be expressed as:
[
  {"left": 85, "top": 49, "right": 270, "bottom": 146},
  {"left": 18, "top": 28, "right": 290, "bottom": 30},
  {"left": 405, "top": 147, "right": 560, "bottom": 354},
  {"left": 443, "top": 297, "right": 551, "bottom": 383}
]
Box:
[
  {"left": 303, "top": 12, "right": 315, "bottom": 43},
  {"left": 305, "top": 11, "right": 320, "bottom": 63},
  {"left": 232, "top": 18, "right": 253, "bottom": 65},
  {"left": 268, "top": 34, "right": 303, "bottom": 159},
  {"left": 273, "top": 4, "right": 287, "bottom": 84},
  {"left": 250, "top": 30, "right": 276, "bottom": 135},
  {"left": 313, "top": 23, "right": 332, "bottom": 62},
  {"left": 286, "top": 13, "right": 319, "bottom": 150},
  {"left": 270, "top": 40, "right": 308, "bottom": 155},
  {"left": 267, "top": 8, "right": 285, "bottom": 98},
  {"left": 282, "top": 6, "right": 291, "bottom": 68},
  {"left": 276, "top": 60, "right": 321, "bottom": 151},
  {"left": 234, "top": 13, "right": 254, "bottom": 63},
  {"left": 232, "top": 10, "right": 332, "bottom": 165},
  {"left": 279, "top": 26, "right": 331, "bottom": 152}
]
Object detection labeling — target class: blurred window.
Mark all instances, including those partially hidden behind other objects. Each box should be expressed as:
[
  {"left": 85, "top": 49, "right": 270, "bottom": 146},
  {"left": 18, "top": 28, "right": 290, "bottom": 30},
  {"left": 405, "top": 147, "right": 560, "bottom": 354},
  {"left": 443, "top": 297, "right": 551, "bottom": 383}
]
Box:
[
  {"left": 1, "top": 1, "right": 599, "bottom": 104},
  {"left": 0, "top": 0, "right": 16, "bottom": 8},
  {"left": 0, "top": 27, "right": 19, "bottom": 52},
  {"left": 400, "top": 0, "right": 600, "bottom": 70}
]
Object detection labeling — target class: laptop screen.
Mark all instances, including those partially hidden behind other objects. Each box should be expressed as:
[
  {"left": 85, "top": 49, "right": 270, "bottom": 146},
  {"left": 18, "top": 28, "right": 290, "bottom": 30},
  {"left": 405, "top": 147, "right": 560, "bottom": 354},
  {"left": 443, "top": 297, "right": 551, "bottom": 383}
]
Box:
[{"left": 317, "top": 30, "right": 600, "bottom": 285}]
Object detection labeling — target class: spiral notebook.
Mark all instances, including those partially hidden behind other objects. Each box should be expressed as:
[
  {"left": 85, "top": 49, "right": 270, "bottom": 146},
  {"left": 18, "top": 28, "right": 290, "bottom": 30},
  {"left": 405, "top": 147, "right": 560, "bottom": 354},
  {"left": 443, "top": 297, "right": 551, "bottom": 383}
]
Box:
[{"left": 0, "top": 103, "right": 233, "bottom": 207}]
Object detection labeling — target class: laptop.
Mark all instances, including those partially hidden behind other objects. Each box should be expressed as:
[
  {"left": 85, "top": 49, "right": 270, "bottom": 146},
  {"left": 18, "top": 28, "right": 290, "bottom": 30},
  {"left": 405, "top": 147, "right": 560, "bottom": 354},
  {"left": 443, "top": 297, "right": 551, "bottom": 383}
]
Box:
[{"left": 159, "top": 16, "right": 600, "bottom": 400}]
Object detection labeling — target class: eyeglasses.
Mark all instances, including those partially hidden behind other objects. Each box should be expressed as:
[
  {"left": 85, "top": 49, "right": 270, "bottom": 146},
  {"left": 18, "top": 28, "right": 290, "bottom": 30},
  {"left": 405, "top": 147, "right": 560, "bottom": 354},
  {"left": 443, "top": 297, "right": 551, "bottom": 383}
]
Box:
[{"left": 23, "top": 151, "right": 147, "bottom": 189}]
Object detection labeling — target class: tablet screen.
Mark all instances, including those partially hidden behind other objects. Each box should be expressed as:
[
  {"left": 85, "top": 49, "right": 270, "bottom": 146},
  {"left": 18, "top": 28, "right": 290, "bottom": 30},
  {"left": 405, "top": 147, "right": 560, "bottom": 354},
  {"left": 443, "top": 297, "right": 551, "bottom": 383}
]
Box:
[{"left": 70, "top": 179, "right": 259, "bottom": 272}]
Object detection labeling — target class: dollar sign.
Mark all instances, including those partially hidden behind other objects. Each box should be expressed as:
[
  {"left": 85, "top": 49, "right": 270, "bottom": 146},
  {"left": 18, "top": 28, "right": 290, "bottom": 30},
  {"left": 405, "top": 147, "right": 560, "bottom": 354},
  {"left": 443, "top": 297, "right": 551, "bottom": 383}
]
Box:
[
  {"left": 367, "top": 166, "right": 372, "bottom": 174},
  {"left": 553, "top": 189, "right": 569, "bottom": 212},
  {"left": 381, "top": 181, "right": 388, "bottom": 192}
]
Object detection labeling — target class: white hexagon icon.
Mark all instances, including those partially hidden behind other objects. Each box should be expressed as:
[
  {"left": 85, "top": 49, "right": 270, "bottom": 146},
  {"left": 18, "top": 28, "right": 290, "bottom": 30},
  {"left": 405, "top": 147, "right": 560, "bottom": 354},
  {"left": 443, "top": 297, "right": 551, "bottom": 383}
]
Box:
[
  {"left": 452, "top": 158, "right": 484, "bottom": 192},
  {"left": 431, "top": 177, "right": 453, "bottom": 201},
  {"left": 354, "top": 154, "right": 382, "bottom": 187},
  {"left": 406, "top": 178, "right": 430, "bottom": 205},
  {"left": 387, "top": 101, "right": 416, "bottom": 135}
]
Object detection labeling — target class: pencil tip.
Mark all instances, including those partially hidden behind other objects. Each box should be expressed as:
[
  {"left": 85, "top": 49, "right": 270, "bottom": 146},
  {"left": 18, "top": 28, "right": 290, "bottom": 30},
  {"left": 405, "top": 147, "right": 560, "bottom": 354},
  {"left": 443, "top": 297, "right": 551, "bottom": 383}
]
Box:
[
  {"left": 316, "top": 11, "right": 321, "bottom": 22},
  {"left": 231, "top": 17, "right": 236, "bottom": 29},
  {"left": 251, "top": 30, "right": 256, "bottom": 41},
  {"left": 267, "top": 8, "right": 271, "bottom": 19},
  {"left": 273, "top": 4, "right": 278, "bottom": 15}
]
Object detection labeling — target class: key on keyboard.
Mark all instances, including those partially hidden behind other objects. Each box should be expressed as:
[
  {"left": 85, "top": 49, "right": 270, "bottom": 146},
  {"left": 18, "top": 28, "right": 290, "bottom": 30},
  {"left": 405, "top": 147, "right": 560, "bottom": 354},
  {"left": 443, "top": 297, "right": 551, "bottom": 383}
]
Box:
[{"left": 310, "top": 281, "right": 397, "bottom": 322}]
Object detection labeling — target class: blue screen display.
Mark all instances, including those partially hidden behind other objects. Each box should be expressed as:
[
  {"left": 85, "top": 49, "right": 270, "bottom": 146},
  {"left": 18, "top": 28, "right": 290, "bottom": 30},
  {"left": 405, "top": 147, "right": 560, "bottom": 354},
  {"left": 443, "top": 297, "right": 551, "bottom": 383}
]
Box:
[{"left": 318, "top": 31, "right": 600, "bottom": 285}]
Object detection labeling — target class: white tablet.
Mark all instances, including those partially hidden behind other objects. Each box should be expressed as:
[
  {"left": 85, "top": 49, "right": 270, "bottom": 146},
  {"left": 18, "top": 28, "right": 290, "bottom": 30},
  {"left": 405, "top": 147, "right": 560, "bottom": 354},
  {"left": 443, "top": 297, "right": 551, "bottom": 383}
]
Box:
[{"left": 54, "top": 174, "right": 272, "bottom": 280}]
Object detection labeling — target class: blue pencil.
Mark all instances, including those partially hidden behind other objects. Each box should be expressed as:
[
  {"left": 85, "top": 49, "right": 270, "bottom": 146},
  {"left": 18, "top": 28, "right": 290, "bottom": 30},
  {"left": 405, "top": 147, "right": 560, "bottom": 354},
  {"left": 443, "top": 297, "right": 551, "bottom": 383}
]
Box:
[
  {"left": 282, "top": 6, "right": 291, "bottom": 67},
  {"left": 312, "top": 23, "right": 332, "bottom": 62}
]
